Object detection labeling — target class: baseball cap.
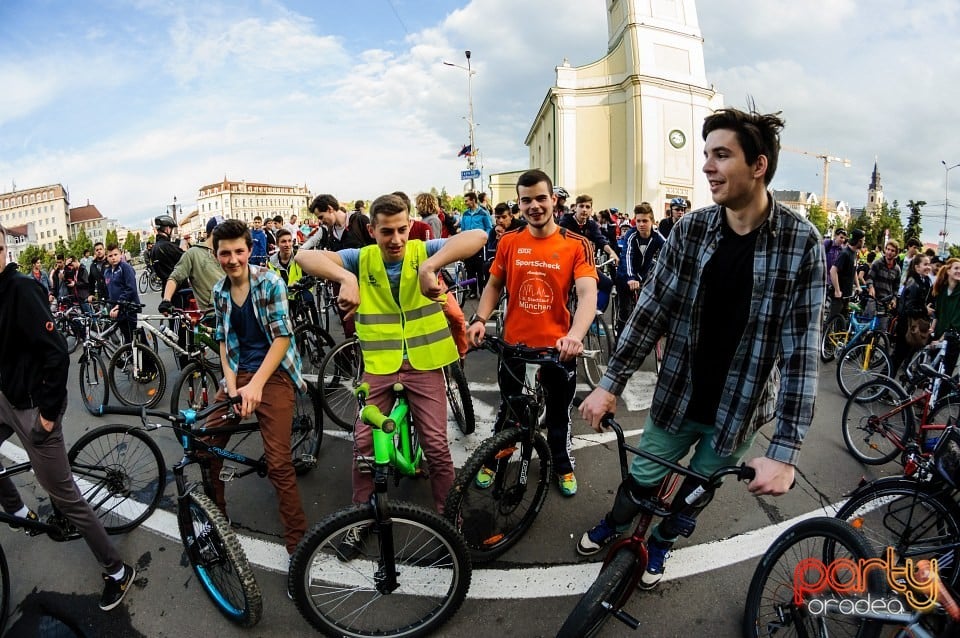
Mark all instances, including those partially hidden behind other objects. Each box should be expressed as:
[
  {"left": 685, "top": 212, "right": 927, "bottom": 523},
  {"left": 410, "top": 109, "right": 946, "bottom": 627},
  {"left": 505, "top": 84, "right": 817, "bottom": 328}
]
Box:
[{"left": 205, "top": 215, "right": 226, "bottom": 236}]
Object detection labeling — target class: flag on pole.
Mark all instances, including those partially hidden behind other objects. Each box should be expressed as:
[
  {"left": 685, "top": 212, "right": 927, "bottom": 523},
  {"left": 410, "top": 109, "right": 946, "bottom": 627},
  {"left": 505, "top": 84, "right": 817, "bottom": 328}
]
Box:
[{"left": 457, "top": 144, "right": 472, "bottom": 157}]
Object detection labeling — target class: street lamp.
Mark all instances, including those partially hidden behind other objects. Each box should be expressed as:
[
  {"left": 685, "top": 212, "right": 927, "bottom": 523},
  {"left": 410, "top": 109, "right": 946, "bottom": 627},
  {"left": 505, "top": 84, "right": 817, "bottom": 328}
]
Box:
[
  {"left": 443, "top": 50, "right": 478, "bottom": 191},
  {"left": 942, "top": 160, "right": 960, "bottom": 257}
]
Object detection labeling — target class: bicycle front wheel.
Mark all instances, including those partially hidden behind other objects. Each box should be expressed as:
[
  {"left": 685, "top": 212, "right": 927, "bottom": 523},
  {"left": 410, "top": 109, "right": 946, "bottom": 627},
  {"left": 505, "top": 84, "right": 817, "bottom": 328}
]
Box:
[
  {"left": 138, "top": 270, "right": 149, "bottom": 294},
  {"left": 743, "top": 516, "right": 883, "bottom": 638},
  {"left": 557, "top": 547, "right": 639, "bottom": 638},
  {"left": 840, "top": 377, "right": 913, "bottom": 465},
  {"left": 319, "top": 338, "right": 363, "bottom": 431},
  {"left": 836, "top": 342, "right": 891, "bottom": 398},
  {"left": 108, "top": 343, "right": 166, "bottom": 408},
  {"left": 835, "top": 477, "right": 960, "bottom": 588},
  {"left": 444, "top": 428, "right": 552, "bottom": 562},
  {"left": 149, "top": 275, "right": 163, "bottom": 293},
  {"left": 295, "top": 323, "right": 332, "bottom": 390},
  {"left": 79, "top": 353, "right": 110, "bottom": 415},
  {"left": 444, "top": 362, "right": 475, "bottom": 435},
  {"left": 68, "top": 425, "right": 165, "bottom": 534},
  {"left": 581, "top": 315, "right": 612, "bottom": 388},
  {"left": 289, "top": 501, "right": 471, "bottom": 638},
  {"left": 820, "top": 314, "right": 846, "bottom": 362},
  {"left": 178, "top": 490, "right": 262, "bottom": 627},
  {"left": 291, "top": 386, "right": 323, "bottom": 476}
]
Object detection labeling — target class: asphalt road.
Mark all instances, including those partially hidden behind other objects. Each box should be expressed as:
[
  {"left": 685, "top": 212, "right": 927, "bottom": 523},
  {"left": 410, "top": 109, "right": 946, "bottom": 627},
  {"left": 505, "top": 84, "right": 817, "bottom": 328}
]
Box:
[{"left": 0, "top": 286, "right": 904, "bottom": 638}]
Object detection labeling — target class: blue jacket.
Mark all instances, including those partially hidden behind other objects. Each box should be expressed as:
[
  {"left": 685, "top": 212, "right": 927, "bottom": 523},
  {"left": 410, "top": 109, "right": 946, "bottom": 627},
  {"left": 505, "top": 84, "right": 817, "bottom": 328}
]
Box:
[{"left": 459, "top": 207, "right": 492, "bottom": 233}]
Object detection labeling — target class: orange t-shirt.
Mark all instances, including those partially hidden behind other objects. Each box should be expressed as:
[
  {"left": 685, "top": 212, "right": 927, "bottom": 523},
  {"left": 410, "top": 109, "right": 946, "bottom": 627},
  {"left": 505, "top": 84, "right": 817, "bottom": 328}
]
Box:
[{"left": 490, "top": 226, "right": 598, "bottom": 348}]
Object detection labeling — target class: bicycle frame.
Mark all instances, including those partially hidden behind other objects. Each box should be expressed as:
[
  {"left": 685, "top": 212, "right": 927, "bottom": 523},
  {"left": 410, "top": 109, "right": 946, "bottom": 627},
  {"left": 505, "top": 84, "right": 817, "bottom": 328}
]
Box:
[{"left": 354, "top": 382, "right": 422, "bottom": 477}]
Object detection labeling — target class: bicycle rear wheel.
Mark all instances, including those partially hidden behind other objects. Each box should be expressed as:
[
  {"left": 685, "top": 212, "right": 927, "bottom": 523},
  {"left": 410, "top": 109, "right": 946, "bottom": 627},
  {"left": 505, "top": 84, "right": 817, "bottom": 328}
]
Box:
[
  {"left": 581, "top": 315, "right": 612, "bottom": 388},
  {"left": 68, "top": 425, "right": 166, "bottom": 534},
  {"left": 444, "top": 428, "right": 551, "bottom": 562},
  {"left": 836, "top": 341, "right": 891, "bottom": 398},
  {"left": 840, "top": 377, "right": 913, "bottom": 465},
  {"left": 138, "top": 270, "right": 149, "bottom": 294},
  {"left": 108, "top": 342, "right": 166, "bottom": 408},
  {"left": 444, "top": 362, "right": 475, "bottom": 435},
  {"left": 319, "top": 338, "right": 363, "bottom": 431},
  {"left": 835, "top": 477, "right": 960, "bottom": 588},
  {"left": 557, "top": 547, "right": 639, "bottom": 638},
  {"left": 178, "top": 490, "right": 262, "bottom": 627},
  {"left": 55, "top": 314, "right": 80, "bottom": 355},
  {"left": 169, "top": 360, "right": 219, "bottom": 414},
  {"left": 291, "top": 386, "right": 323, "bottom": 476},
  {"left": 743, "top": 517, "right": 883, "bottom": 638},
  {"left": 289, "top": 501, "right": 471, "bottom": 638},
  {"left": 79, "top": 352, "right": 110, "bottom": 415},
  {"left": 820, "top": 314, "right": 847, "bottom": 362}
]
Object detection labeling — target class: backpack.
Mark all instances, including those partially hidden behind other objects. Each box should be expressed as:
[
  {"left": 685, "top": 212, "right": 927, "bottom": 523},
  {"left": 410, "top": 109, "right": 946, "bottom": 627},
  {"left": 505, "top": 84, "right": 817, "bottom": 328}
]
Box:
[
  {"left": 439, "top": 211, "right": 458, "bottom": 237},
  {"left": 343, "top": 211, "right": 374, "bottom": 248}
]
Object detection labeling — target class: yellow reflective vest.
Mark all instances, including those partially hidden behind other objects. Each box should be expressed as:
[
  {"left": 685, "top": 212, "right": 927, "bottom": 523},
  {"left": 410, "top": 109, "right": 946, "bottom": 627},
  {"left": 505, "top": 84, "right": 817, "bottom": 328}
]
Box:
[{"left": 356, "top": 241, "right": 458, "bottom": 374}]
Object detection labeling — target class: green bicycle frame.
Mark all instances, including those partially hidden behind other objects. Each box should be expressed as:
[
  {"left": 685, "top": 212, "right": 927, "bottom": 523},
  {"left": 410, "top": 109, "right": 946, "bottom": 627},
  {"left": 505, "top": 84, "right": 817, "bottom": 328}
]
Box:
[{"left": 356, "top": 382, "right": 423, "bottom": 477}]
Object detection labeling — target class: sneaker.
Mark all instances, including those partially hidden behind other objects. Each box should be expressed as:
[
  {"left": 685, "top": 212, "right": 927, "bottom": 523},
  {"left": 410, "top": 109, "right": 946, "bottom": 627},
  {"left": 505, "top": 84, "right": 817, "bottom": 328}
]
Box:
[
  {"left": 474, "top": 466, "right": 495, "bottom": 489},
  {"left": 558, "top": 472, "right": 578, "bottom": 496},
  {"left": 336, "top": 525, "right": 369, "bottom": 562},
  {"left": 8, "top": 509, "right": 39, "bottom": 534},
  {"left": 100, "top": 563, "right": 136, "bottom": 611},
  {"left": 639, "top": 537, "right": 672, "bottom": 589},
  {"left": 576, "top": 518, "right": 620, "bottom": 556}
]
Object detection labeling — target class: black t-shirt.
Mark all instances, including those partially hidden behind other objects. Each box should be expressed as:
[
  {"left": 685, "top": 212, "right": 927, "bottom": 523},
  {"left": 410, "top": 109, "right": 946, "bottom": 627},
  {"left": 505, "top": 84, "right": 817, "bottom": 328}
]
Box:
[
  {"left": 686, "top": 215, "right": 760, "bottom": 426},
  {"left": 833, "top": 246, "right": 857, "bottom": 297}
]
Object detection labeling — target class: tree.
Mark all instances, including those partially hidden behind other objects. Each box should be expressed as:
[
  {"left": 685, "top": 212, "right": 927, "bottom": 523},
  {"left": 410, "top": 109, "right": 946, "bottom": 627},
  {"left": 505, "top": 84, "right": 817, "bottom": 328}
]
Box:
[
  {"left": 68, "top": 226, "right": 93, "bottom": 259},
  {"left": 870, "top": 201, "right": 904, "bottom": 250},
  {"left": 806, "top": 203, "right": 828, "bottom": 235},
  {"left": 123, "top": 232, "right": 141, "bottom": 258},
  {"left": 54, "top": 237, "right": 68, "bottom": 258},
  {"left": 904, "top": 199, "right": 926, "bottom": 243},
  {"left": 105, "top": 229, "right": 119, "bottom": 248},
  {"left": 17, "top": 245, "right": 54, "bottom": 272}
]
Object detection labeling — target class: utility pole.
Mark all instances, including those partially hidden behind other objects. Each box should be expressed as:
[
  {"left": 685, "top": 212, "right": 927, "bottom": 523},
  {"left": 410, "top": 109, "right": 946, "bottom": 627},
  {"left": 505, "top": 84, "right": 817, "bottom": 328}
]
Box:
[
  {"left": 942, "top": 160, "right": 960, "bottom": 257},
  {"left": 443, "top": 51, "right": 478, "bottom": 192}
]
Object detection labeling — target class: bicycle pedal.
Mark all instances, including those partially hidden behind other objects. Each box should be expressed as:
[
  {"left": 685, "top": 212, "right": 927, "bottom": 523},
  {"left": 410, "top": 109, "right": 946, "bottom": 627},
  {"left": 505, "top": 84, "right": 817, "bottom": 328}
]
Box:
[
  {"left": 219, "top": 464, "right": 238, "bottom": 482},
  {"left": 355, "top": 456, "right": 375, "bottom": 474},
  {"left": 298, "top": 454, "right": 317, "bottom": 468}
]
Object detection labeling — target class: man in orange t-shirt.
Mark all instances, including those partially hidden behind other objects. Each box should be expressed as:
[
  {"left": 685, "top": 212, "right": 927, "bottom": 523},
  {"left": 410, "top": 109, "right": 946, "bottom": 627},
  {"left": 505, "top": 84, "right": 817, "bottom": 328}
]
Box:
[{"left": 466, "top": 169, "right": 598, "bottom": 496}]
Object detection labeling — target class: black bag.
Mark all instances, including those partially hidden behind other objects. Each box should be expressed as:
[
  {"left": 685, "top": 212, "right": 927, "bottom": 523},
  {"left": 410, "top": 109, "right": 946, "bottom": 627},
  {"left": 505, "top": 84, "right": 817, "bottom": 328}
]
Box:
[{"left": 905, "top": 316, "right": 931, "bottom": 349}]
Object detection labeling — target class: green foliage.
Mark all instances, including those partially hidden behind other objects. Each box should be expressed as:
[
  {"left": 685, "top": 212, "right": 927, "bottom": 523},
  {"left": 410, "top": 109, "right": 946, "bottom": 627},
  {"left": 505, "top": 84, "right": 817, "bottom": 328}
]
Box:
[
  {"left": 122, "top": 232, "right": 141, "bottom": 257},
  {"left": 949, "top": 244, "right": 960, "bottom": 259},
  {"left": 105, "top": 229, "right": 119, "bottom": 248},
  {"left": 904, "top": 200, "right": 926, "bottom": 242},
  {"left": 53, "top": 238, "right": 68, "bottom": 258},
  {"left": 16, "top": 245, "right": 54, "bottom": 272},
  {"left": 851, "top": 201, "right": 904, "bottom": 251},
  {"left": 68, "top": 226, "right": 93, "bottom": 259},
  {"left": 806, "top": 203, "right": 829, "bottom": 235}
]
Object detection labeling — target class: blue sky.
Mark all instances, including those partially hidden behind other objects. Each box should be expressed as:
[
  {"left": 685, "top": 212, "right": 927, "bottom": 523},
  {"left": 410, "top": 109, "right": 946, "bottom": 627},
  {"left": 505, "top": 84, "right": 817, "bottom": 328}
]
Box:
[{"left": 1, "top": 0, "right": 958, "bottom": 244}]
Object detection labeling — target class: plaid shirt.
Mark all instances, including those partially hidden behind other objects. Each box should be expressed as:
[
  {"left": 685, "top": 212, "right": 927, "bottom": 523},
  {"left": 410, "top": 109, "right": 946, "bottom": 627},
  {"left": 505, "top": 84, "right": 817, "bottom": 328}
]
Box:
[
  {"left": 212, "top": 264, "right": 306, "bottom": 393},
  {"left": 600, "top": 193, "right": 825, "bottom": 465}
]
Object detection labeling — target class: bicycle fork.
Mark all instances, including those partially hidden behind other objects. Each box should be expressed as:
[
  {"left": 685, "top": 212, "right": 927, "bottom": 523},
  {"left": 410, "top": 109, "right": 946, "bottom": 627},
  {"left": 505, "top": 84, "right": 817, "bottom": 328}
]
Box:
[{"left": 370, "top": 472, "right": 400, "bottom": 595}]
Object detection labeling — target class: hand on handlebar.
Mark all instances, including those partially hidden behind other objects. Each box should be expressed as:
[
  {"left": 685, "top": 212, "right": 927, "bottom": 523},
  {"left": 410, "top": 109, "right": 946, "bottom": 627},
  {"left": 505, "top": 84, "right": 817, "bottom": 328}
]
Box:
[
  {"left": 744, "top": 457, "right": 794, "bottom": 496},
  {"left": 158, "top": 299, "right": 174, "bottom": 315},
  {"left": 578, "top": 387, "right": 618, "bottom": 433},
  {"left": 466, "top": 319, "right": 486, "bottom": 348},
  {"left": 555, "top": 334, "right": 584, "bottom": 362}
]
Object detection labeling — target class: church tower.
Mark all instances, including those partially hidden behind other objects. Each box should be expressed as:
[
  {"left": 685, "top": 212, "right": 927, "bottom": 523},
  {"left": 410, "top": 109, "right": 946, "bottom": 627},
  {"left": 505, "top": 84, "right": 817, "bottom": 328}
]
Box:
[
  {"left": 866, "top": 159, "right": 884, "bottom": 216},
  {"left": 524, "top": 0, "right": 723, "bottom": 215}
]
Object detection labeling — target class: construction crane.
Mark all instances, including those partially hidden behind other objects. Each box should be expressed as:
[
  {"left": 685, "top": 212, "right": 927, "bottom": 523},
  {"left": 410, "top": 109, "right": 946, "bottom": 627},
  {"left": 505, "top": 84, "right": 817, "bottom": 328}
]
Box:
[{"left": 782, "top": 146, "right": 851, "bottom": 214}]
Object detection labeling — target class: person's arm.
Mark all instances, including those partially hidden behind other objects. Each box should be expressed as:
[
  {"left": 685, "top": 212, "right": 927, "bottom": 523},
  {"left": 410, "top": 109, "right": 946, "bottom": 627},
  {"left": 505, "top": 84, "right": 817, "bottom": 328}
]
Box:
[
  {"left": 558, "top": 275, "right": 597, "bottom": 361},
  {"left": 19, "top": 280, "right": 69, "bottom": 428},
  {"left": 419, "top": 230, "right": 488, "bottom": 299},
  {"left": 235, "top": 336, "right": 289, "bottom": 418},
  {"left": 829, "top": 263, "right": 842, "bottom": 297},
  {"left": 748, "top": 237, "right": 826, "bottom": 495},
  {"left": 220, "top": 341, "right": 238, "bottom": 396},
  {"left": 295, "top": 249, "right": 360, "bottom": 317},
  {"left": 466, "top": 273, "right": 504, "bottom": 347}
]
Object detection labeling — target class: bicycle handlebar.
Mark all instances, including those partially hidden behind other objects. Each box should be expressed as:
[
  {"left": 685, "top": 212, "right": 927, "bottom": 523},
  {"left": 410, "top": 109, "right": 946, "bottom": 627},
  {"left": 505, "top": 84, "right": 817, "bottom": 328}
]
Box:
[
  {"left": 98, "top": 395, "right": 242, "bottom": 423},
  {"left": 471, "top": 335, "right": 561, "bottom": 366},
  {"left": 359, "top": 405, "right": 396, "bottom": 433}
]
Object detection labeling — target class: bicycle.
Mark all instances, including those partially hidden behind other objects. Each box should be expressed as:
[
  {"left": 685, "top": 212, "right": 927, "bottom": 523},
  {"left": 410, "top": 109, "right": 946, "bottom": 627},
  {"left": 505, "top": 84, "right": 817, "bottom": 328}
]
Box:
[
  {"left": 556, "top": 408, "right": 755, "bottom": 638},
  {"left": 287, "top": 381, "right": 471, "bottom": 638},
  {"left": 137, "top": 262, "right": 163, "bottom": 295},
  {"left": 76, "top": 309, "right": 121, "bottom": 415},
  {"left": 821, "top": 292, "right": 891, "bottom": 363},
  {"left": 99, "top": 393, "right": 321, "bottom": 626},
  {"left": 741, "top": 516, "right": 960, "bottom": 638},
  {"left": 444, "top": 336, "right": 558, "bottom": 563},
  {"left": 834, "top": 295, "right": 895, "bottom": 397},
  {"left": 840, "top": 352, "right": 960, "bottom": 466},
  {"left": 0, "top": 422, "right": 166, "bottom": 629}
]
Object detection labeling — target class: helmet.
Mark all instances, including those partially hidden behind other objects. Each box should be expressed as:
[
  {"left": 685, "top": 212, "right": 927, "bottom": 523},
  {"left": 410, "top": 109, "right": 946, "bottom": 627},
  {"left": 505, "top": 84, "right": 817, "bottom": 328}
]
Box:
[
  {"left": 669, "top": 197, "right": 688, "bottom": 210},
  {"left": 154, "top": 214, "right": 177, "bottom": 230},
  {"left": 554, "top": 187, "right": 570, "bottom": 199},
  {"left": 609, "top": 207, "right": 619, "bottom": 214}
]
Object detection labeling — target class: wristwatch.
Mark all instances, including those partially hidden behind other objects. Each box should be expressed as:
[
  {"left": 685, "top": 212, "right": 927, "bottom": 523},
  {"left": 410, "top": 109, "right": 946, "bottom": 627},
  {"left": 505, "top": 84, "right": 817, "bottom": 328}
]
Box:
[{"left": 468, "top": 313, "right": 488, "bottom": 326}]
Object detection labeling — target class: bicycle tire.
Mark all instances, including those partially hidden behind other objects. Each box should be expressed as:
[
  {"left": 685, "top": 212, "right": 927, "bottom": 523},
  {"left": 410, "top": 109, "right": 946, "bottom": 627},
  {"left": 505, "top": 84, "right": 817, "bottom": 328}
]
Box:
[
  {"left": 0, "top": 545, "right": 8, "bottom": 633},
  {"left": 56, "top": 314, "right": 81, "bottom": 355},
  {"left": 138, "top": 270, "right": 149, "bottom": 295},
  {"left": 291, "top": 386, "right": 323, "bottom": 476},
  {"left": 68, "top": 424, "right": 166, "bottom": 534},
  {"left": 557, "top": 547, "right": 639, "bottom": 638},
  {"left": 444, "top": 362, "right": 475, "bottom": 435},
  {"left": 929, "top": 393, "right": 960, "bottom": 427},
  {"left": 453, "top": 262, "right": 468, "bottom": 306},
  {"left": 295, "top": 323, "right": 333, "bottom": 388},
  {"left": 841, "top": 377, "right": 914, "bottom": 465},
  {"left": 743, "top": 516, "right": 883, "bottom": 638},
  {"left": 79, "top": 353, "right": 110, "bottom": 415},
  {"left": 149, "top": 274, "right": 163, "bottom": 293},
  {"left": 319, "top": 337, "right": 363, "bottom": 432},
  {"left": 169, "top": 360, "right": 220, "bottom": 415},
  {"left": 289, "top": 501, "right": 471, "bottom": 638},
  {"left": 178, "top": 490, "right": 262, "bottom": 627},
  {"left": 495, "top": 294, "right": 507, "bottom": 337},
  {"left": 836, "top": 342, "right": 892, "bottom": 399},
  {"left": 444, "top": 428, "right": 552, "bottom": 562},
  {"left": 581, "top": 315, "right": 612, "bottom": 388},
  {"left": 107, "top": 342, "right": 167, "bottom": 408},
  {"left": 835, "top": 477, "right": 960, "bottom": 588},
  {"left": 820, "top": 314, "right": 847, "bottom": 362}
]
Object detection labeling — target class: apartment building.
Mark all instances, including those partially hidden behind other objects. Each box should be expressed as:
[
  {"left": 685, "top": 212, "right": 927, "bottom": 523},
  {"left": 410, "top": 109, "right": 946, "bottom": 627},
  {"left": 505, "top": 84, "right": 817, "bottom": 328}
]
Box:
[
  {"left": 197, "top": 178, "right": 310, "bottom": 227},
  {"left": 0, "top": 184, "right": 70, "bottom": 251}
]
